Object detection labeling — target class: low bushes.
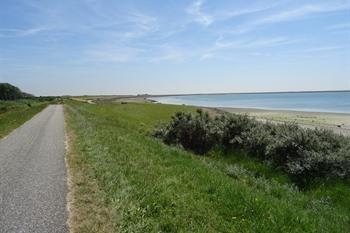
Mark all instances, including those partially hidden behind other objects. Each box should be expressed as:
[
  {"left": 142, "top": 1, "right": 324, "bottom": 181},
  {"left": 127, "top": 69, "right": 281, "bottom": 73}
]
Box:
[
  {"left": 154, "top": 110, "right": 221, "bottom": 154},
  {"left": 154, "top": 110, "right": 350, "bottom": 184}
]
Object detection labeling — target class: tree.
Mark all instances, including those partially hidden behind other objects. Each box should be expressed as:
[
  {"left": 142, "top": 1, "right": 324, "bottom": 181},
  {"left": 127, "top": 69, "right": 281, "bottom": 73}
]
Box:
[{"left": 0, "top": 83, "right": 26, "bottom": 100}]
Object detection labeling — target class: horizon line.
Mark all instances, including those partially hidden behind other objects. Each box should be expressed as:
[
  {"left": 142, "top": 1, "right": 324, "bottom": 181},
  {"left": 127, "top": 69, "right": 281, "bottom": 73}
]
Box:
[{"left": 67, "top": 89, "right": 350, "bottom": 98}]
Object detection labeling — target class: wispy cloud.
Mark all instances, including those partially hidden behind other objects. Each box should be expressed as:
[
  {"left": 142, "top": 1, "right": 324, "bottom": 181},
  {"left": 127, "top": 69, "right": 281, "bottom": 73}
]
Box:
[
  {"left": 84, "top": 45, "right": 143, "bottom": 63},
  {"left": 200, "top": 36, "right": 300, "bottom": 60},
  {"left": 0, "top": 27, "right": 49, "bottom": 37},
  {"left": 199, "top": 52, "right": 215, "bottom": 60},
  {"left": 260, "top": 3, "right": 350, "bottom": 24},
  {"left": 117, "top": 12, "right": 159, "bottom": 39},
  {"left": 186, "top": 0, "right": 281, "bottom": 27},
  {"left": 217, "top": 1, "right": 283, "bottom": 20},
  {"left": 2, "top": 0, "right": 349, "bottom": 66},
  {"left": 231, "top": 2, "right": 350, "bottom": 34},
  {"left": 149, "top": 45, "right": 192, "bottom": 62},
  {"left": 53, "top": 10, "right": 159, "bottom": 41},
  {"left": 215, "top": 37, "right": 298, "bottom": 50},
  {"left": 327, "top": 22, "right": 350, "bottom": 35},
  {"left": 17, "top": 0, "right": 160, "bottom": 42},
  {"left": 186, "top": 0, "right": 214, "bottom": 26},
  {"left": 302, "top": 46, "right": 343, "bottom": 53}
]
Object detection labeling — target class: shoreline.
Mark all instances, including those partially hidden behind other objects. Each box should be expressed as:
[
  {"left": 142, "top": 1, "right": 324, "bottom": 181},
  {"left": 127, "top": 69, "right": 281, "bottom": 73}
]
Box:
[
  {"left": 74, "top": 95, "right": 350, "bottom": 136},
  {"left": 148, "top": 98, "right": 350, "bottom": 117},
  {"left": 147, "top": 89, "right": 350, "bottom": 98},
  {"left": 72, "top": 89, "right": 350, "bottom": 102},
  {"left": 149, "top": 100, "right": 350, "bottom": 136},
  {"left": 215, "top": 106, "right": 350, "bottom": 136},
  {"left": 217, "top": 106, "right": 350, "bottom": 117}
]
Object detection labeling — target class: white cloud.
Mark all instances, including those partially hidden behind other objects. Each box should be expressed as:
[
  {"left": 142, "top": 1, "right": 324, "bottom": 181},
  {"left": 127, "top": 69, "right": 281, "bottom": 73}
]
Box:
[
  {"left": 186, "top": 0, "right": 214, "bottom": 26},
  {"left": 217, "top": 1, "right": 283, "bottom": 20},
  {"left": 84, "top": 46, "right": 142, "bottom": 63},
  {"left": 199, "top": 36, "right": 301, "bottom": 60},
  {"left": 120, "top": 12, "right": 159, "bottom": 39},
  {"left": 259, "top": 3, "right": 350, "bottom": 24},
  {"left": 19, "top": 0, "right": 160, "bottom": 41},
  {"left": 150, "top": 37, "right": 295, "bottom": 62},
  {"left": 199, "top": 52, "right": 215, "bottom": 60},
  {"left": 328, "top": 22, "right": 350, "bottom": 30},
  {"left": 4, "top": 0, "right": 349, "bottom": 65},
  {"left": 186, "top": 0, "right": 281, "bottom": 27},
  {"left": 231, "top": 2, "right": 350, "bottom": 34},
  {"left": 302, "top": 46, "right": 343, "bottom": 53},
  {"left": 0, "top": 27, "right": 49, "bottom": 37},
  {"left": 214, "top": 37, "right": 298, "bottom": 50},
  {"left": 149, "top": 45, "right": 191, "bottom": 62}
]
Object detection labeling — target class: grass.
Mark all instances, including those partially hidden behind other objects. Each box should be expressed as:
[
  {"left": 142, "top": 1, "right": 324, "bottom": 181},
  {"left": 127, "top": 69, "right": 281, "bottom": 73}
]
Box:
[
  {"left": 0, "top": 100, "right": 49, "bottom": 138},
  {"left": 64, "top": 100, "right": 350, "bottom": 233}
]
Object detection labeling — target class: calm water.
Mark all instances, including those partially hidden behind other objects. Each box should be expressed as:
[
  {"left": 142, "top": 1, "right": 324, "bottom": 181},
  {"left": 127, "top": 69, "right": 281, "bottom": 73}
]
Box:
[{"left": 151, "top": 91, "right": 350, "bottom": 114}]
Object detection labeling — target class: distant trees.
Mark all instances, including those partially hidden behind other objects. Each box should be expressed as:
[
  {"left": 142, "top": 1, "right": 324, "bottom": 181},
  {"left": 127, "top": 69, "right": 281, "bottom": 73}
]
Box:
[{"left": 0, "top": 83, "right": 33, "bottom": 100}]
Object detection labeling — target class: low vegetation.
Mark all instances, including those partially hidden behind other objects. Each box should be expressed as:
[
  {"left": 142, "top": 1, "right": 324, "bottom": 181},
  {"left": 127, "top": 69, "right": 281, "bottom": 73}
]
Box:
[
  {"left": 154, "top": 110, "right": 350, "bottom": 185},
  {"left": 0, "top": 83, "right": 63, "bottom": 138},
  {"left": 65, "top": 100, "right": 349, "bottom": 232},
  {"left": 0, "top": 100, "right": 49, "bottom": 138}
]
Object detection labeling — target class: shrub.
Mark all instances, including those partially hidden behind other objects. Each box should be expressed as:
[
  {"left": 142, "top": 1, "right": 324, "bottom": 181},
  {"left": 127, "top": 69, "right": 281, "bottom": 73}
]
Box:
[
  {"left": 154, "top": 109, "right": 220, "bottom": 154},
  {"left": 0, "top": 106, "right": 8, "bottom": 113},
  {"left": 154, "top": 110, "right": 350, "bottom": 183},
  {"left": 216, "top": 114, "right": 255, "bottom": 148},
  {"left": 263, "top": 125, "right": 349, "bottom": 183},
  {"left": 243, "top": 122, "right": 275, "bottom": 158},
  {"left": 265, "top": 124, "right": 313, "bottom": 167}
]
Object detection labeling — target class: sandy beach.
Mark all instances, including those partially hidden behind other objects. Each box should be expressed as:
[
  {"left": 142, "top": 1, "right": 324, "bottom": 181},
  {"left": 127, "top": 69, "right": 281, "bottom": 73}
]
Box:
[
  {"left": 216, "top": 107, "right": 350, "bottom": 136},
  {"left": 74, "top": 95, "right": 350, "bottom": 136}
]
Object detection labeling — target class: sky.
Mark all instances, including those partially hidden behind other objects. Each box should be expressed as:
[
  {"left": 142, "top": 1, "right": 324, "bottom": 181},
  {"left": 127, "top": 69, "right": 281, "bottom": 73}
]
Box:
[{"left": 0, "top": 0, "right": 349, "bottom": 96}]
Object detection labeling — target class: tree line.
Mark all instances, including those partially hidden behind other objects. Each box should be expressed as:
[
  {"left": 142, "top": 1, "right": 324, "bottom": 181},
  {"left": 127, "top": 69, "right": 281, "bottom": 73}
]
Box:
[
  {"left": 0, "top": 83, "right": 61, "bottom": 102},
  {"left": 0, "top": 83, "right": 33, "bottom": 100}
]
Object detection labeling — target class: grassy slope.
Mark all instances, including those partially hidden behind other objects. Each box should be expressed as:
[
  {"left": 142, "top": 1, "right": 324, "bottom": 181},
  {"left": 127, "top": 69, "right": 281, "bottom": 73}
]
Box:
[
  {"left": 0, "top": 100, "right": 49, "bottom": 138},
  {"left": 65, "top": 100, "right": 350, "bottom": 233}
]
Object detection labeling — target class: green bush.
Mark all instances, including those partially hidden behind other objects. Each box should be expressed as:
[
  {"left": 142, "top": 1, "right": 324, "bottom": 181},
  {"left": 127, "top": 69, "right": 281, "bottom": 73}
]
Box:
[
  {"left": 0, "top": 106, "right": 8, "bottom": 113},
  {"left": 154, "top": 109, "right": 220, "bottom": 154},
  {"left": 216, "top": 113, "right": 255, "bottom": 148},
  {"left": 154, "top": 110, "right": 350, "bottom": 184},
  {"left": 243, "top": 122, "right": 275, "bottom": 159}
]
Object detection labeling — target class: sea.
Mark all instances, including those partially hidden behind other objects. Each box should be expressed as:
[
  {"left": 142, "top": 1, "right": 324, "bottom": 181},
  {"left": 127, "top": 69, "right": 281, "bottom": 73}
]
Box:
[{"left": 151, "top": 91, "right": 350, "bottom": 114}]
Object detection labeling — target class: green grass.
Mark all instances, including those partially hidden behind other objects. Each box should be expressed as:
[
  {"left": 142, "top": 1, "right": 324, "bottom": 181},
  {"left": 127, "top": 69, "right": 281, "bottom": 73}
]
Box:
[
  {"left": 0, "top": 100, "right": 49, "bottom": 138},
  {"left": 65, "top": 100, "right": 350, "bottom": 233}
]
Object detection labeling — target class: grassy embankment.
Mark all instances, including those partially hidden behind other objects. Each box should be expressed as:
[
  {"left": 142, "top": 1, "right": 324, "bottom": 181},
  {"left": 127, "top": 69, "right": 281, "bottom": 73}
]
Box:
[
  {"left": 0, "top": 100, "right": 49, "bottom": 138},
  {"left": 65, "top": 100, "right": 349, "bottom": 233}
]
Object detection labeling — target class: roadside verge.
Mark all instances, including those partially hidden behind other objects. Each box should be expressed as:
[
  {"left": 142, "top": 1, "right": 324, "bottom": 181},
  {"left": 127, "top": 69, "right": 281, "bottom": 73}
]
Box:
[{"left": 64, "top": 105, "right": 116, "bottom": 233}]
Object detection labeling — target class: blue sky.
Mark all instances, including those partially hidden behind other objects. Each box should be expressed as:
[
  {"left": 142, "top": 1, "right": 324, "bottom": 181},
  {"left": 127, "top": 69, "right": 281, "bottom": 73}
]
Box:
[{"left": 0, "top": 0, "right": 349, "bottom": 96}]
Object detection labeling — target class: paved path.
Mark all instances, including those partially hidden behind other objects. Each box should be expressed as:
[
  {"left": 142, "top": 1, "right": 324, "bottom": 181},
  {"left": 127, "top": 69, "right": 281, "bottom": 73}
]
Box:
[{"left": 0, "top": 105, "right": 68, "bottom": 233}]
